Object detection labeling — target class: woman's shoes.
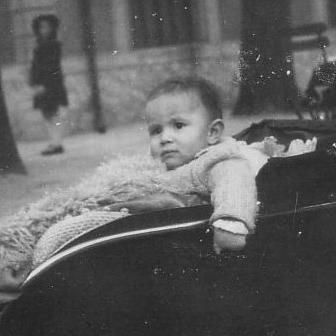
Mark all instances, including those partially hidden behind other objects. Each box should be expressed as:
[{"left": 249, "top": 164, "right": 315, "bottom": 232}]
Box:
[{"left": 41, "top": 145, "right": 64, "bottom": 156}]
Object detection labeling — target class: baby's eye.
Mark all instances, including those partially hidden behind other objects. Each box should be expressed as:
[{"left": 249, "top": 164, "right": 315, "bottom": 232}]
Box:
[
  {"left": 175, "top": 122, "right": 185, "bottom": 129},
  {"left": 149, "top": 126, "right": 162, "bottom": 136}
]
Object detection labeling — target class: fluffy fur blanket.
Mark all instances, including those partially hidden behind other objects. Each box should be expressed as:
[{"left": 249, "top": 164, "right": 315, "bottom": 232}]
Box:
[{"left": 0, "top": 155, "right": 206, "bottom": 273}]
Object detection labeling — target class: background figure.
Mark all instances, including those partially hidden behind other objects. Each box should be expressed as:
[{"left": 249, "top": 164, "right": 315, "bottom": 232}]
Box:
[{"left": 30, "top": 14, "right": 68, "bottom": 155}]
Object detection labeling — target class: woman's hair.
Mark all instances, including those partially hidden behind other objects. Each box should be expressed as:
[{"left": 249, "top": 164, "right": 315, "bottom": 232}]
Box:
[
  {"left": 32, "top": 14, "right": 60, "bottom": 39},
  {"left": 147, "top": 76, "right": 223, "bottom": 120}
]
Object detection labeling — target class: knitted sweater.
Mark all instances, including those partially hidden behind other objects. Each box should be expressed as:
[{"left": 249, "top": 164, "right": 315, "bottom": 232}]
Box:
[{"left": 0, "top": 137, "right": 260, "bottom": 275}]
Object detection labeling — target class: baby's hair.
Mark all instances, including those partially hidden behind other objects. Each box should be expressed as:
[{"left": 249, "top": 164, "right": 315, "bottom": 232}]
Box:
[{"left": 147, "top": 76, "right": 223, "bottom": 120}]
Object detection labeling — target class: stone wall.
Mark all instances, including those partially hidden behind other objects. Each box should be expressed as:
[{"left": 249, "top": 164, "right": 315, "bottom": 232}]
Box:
[{"left": 2, "top": 41, "right": 240, "bottom": 141}]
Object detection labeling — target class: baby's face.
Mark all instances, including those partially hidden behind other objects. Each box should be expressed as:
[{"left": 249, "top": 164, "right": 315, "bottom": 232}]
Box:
[{"left": 146, "top": 92, "right": 210, "bottom": 170}]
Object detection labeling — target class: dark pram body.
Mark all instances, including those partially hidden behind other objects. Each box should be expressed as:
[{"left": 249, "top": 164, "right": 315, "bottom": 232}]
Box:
[{"left": 2, "top": 120, "right": 336, "bottom": 336}]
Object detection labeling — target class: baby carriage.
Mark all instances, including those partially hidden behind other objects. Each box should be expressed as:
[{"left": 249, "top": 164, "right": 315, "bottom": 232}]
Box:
[{"left": 2, "top": 121, "right": 336, "bottom": 336}]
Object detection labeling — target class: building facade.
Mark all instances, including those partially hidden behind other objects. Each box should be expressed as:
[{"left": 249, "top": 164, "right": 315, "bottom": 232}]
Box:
[{"left": 0, "top": 0, "right": 334, "bottom": 140}]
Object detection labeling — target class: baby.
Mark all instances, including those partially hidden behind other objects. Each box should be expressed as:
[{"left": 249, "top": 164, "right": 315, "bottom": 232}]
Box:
[
  {"left": 0, "top": 77, "right": 265, "bottom": 303},
  {"left": 145, "top": 77, "right": 261, "bottom": 252}
]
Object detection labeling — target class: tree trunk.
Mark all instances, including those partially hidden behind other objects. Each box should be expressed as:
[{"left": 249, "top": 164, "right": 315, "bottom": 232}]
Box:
[
  {"left": 78, "top": 0, "right": 106, "bottom": 133},
  {"left": 0, "top": 71, "right": 26, "bottom": 174},
  {"left": 234, "top": 0, "right": 301, "bottom": 116}
]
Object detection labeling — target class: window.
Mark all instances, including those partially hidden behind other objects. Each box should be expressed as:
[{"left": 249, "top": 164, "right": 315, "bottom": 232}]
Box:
[
  {"left": 329, "top": 0, "right": 336, "bottom": 26},
  {"left": 129, "top": 0, "right": 195, "bottom": 49}
]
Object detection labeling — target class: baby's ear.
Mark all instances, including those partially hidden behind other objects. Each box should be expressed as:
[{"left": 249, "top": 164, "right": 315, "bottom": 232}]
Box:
[{"left": 207, "top": 119, "right": 224, "bottom": 145}]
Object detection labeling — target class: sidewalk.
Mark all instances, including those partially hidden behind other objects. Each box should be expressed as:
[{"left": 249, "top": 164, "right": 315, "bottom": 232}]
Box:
[{"left": 0, "top": 113, "right": 295, "bottom": 218}]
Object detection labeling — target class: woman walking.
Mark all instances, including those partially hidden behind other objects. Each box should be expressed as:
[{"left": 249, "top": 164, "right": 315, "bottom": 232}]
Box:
[{"left": 30, "top": 14, "right": 68, "bottom": 155}]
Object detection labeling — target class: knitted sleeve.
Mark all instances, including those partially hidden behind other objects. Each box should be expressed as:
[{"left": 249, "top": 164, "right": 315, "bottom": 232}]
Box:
[
  {"left": 207, "top": 158, "right": 258, "bottom": 232},
  {"left": 159, "top": 141, "right": 258, "bottom": 232}
]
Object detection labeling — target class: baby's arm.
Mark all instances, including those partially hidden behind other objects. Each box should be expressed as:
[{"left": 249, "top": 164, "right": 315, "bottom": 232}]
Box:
[{"left": 207, "top": 158, "right": 258, "bottom": 253}]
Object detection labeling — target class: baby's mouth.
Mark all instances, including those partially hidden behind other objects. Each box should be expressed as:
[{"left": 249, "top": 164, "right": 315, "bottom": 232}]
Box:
[{"left": 161, "top": 150, "right": 178, "bottom": 159}]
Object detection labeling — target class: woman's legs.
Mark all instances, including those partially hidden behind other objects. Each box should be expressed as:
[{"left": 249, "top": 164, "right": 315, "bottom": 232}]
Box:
[{"left": 42, "top": 108, "right": 65, "bottom": 155}]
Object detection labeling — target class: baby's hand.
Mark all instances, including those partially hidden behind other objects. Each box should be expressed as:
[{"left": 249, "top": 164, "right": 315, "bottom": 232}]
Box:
[{"left": 212, "top": 219, "right": 248, "bottom": 254}]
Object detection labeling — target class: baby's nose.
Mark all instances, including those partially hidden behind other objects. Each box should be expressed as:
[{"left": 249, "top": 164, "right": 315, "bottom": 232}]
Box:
[{"left": 160, "top": 129, "right": 173, "bottom": 143}]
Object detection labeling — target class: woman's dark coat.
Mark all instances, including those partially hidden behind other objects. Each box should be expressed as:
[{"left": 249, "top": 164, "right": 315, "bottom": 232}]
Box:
[{"left": 30, "top": 39, "right": 68, "bottom": 113}]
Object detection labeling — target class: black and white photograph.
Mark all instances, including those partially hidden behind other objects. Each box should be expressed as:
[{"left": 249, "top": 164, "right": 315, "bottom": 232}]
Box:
[{"left": 1, "top": 0, "right": 336, "bottom": 335}]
